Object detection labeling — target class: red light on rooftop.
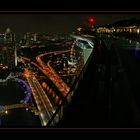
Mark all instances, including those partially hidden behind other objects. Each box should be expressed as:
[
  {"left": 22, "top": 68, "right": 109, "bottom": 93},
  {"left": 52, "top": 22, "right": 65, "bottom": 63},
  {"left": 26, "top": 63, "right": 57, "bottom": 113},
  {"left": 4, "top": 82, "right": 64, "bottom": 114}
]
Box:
[{"left": 88, "top": 17, "right": 95, "bottom": 23}]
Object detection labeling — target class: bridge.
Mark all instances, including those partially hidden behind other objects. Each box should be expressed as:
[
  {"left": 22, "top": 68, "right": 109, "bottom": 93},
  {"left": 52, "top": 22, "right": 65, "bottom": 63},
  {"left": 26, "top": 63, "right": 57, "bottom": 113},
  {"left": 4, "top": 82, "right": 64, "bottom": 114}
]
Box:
[
  {"left": 0, "top": 103, "right": 29, "bottom": 114},
  {"left": 0, "top": 72, "right": 15, "bottom": 84},
  {"left": 24, "top": 68, "right": 55, "bottom": 126}
]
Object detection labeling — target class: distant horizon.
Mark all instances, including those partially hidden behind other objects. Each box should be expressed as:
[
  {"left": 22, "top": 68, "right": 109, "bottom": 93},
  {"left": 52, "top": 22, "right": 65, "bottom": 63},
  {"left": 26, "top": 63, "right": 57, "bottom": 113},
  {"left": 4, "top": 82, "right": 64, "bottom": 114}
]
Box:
[{"left": 0, "top": 13, "right": 140, "bottom": 34}]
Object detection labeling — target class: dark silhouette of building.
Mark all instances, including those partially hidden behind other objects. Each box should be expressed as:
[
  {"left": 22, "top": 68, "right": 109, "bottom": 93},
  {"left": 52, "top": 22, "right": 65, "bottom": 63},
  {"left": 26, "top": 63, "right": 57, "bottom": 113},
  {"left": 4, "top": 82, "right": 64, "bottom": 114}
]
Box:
[{"left": 0, "top": 28, "right": 17, "bottom": 70}]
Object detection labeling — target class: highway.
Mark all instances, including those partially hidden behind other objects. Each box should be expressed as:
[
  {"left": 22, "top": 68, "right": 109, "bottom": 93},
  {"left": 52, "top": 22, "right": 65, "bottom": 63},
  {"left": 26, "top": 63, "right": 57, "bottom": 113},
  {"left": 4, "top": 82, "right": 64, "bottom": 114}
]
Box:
[
  {"left": 24, "top": 68, "right": 55, "bottom": 126},
  {"left": 21, "top": 50, "right": 73, "bottom": 98},
  {"left": 35, "top": 50, "right": 73, "bottom": 97}
]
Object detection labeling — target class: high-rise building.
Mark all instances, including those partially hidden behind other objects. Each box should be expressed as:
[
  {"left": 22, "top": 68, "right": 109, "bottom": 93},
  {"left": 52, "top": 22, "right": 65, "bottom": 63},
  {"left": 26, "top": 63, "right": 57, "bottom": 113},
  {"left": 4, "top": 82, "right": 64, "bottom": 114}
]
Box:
[
  {"left": 0, "top": 28, "right": 17, "bottom": 70},
  {"left": 4, "top": 28, "right": 15, "bottom": 43},
  {"left": 33, "top": 33, "right": 37, "bottom": 42},
  {"left": 24, "top": 32, "right": 31, "bottom": 45},
  {"left": 0, "top": 44, "right": 16, "bottom": 70}
]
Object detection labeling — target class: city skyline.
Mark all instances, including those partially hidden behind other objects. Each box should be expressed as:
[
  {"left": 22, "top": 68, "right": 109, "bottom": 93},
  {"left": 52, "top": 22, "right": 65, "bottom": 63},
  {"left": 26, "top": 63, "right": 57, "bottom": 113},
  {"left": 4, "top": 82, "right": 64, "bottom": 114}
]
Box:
[
  {"left": 0, "top": 31, "right": 92, "bottom": 126},
  {"left": 0, "top": 15, "right": 140, "bottom": 126},
  {"left": 0, "top": 13, "right": 140, "bottom": 34}
]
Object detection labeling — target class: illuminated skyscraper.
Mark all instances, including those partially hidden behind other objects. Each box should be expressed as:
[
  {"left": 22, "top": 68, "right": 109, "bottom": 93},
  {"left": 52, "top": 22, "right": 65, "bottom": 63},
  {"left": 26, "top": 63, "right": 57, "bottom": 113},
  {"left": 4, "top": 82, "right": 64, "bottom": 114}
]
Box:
[
  {"left": 24, "top": 32, "right": 31, "bottom": 45},
  {"left": 4, "top": 28, "right": 15, "bottom": 43},
  {"left": 33, "top": 33, "right": 37, "bottom": 42},
  {"left": 0, "top": 28, "right": 17, "bottom": 70}
]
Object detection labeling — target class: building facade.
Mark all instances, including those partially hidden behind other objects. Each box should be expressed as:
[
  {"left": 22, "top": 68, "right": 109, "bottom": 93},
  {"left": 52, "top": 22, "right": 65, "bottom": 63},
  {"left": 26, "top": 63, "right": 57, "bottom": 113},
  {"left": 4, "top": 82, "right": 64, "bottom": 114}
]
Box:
[{"left": 0, "top": 28, "right": 17, "bottom": 70}]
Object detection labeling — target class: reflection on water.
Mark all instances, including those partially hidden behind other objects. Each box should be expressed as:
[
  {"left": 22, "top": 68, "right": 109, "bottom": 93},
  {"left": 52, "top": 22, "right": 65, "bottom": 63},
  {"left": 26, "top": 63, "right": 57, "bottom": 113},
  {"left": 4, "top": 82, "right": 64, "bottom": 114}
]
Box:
[
  {"left": 0, "top": 83, "right": 41, "bottom": 126},
  {"left": 133, "top": 42, "right": 140, "bottom": 58}
]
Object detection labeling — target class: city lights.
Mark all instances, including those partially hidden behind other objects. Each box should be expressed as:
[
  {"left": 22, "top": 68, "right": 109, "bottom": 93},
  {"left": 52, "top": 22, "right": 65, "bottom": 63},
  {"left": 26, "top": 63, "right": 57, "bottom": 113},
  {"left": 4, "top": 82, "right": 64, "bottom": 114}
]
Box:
[
  {"left": 1, "top": 15, "right": 140, "bottom": 127},
  {"left": 0, "top": 27, "right": 95, "bottom": 126}
]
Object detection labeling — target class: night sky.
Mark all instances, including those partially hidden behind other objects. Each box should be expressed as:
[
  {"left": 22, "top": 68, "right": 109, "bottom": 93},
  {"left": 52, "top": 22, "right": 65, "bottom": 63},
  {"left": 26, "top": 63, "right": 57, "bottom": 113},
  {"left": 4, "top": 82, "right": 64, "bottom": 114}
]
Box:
[{"left": 0, "top": 13, "right": 140, "bottom": 35}]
